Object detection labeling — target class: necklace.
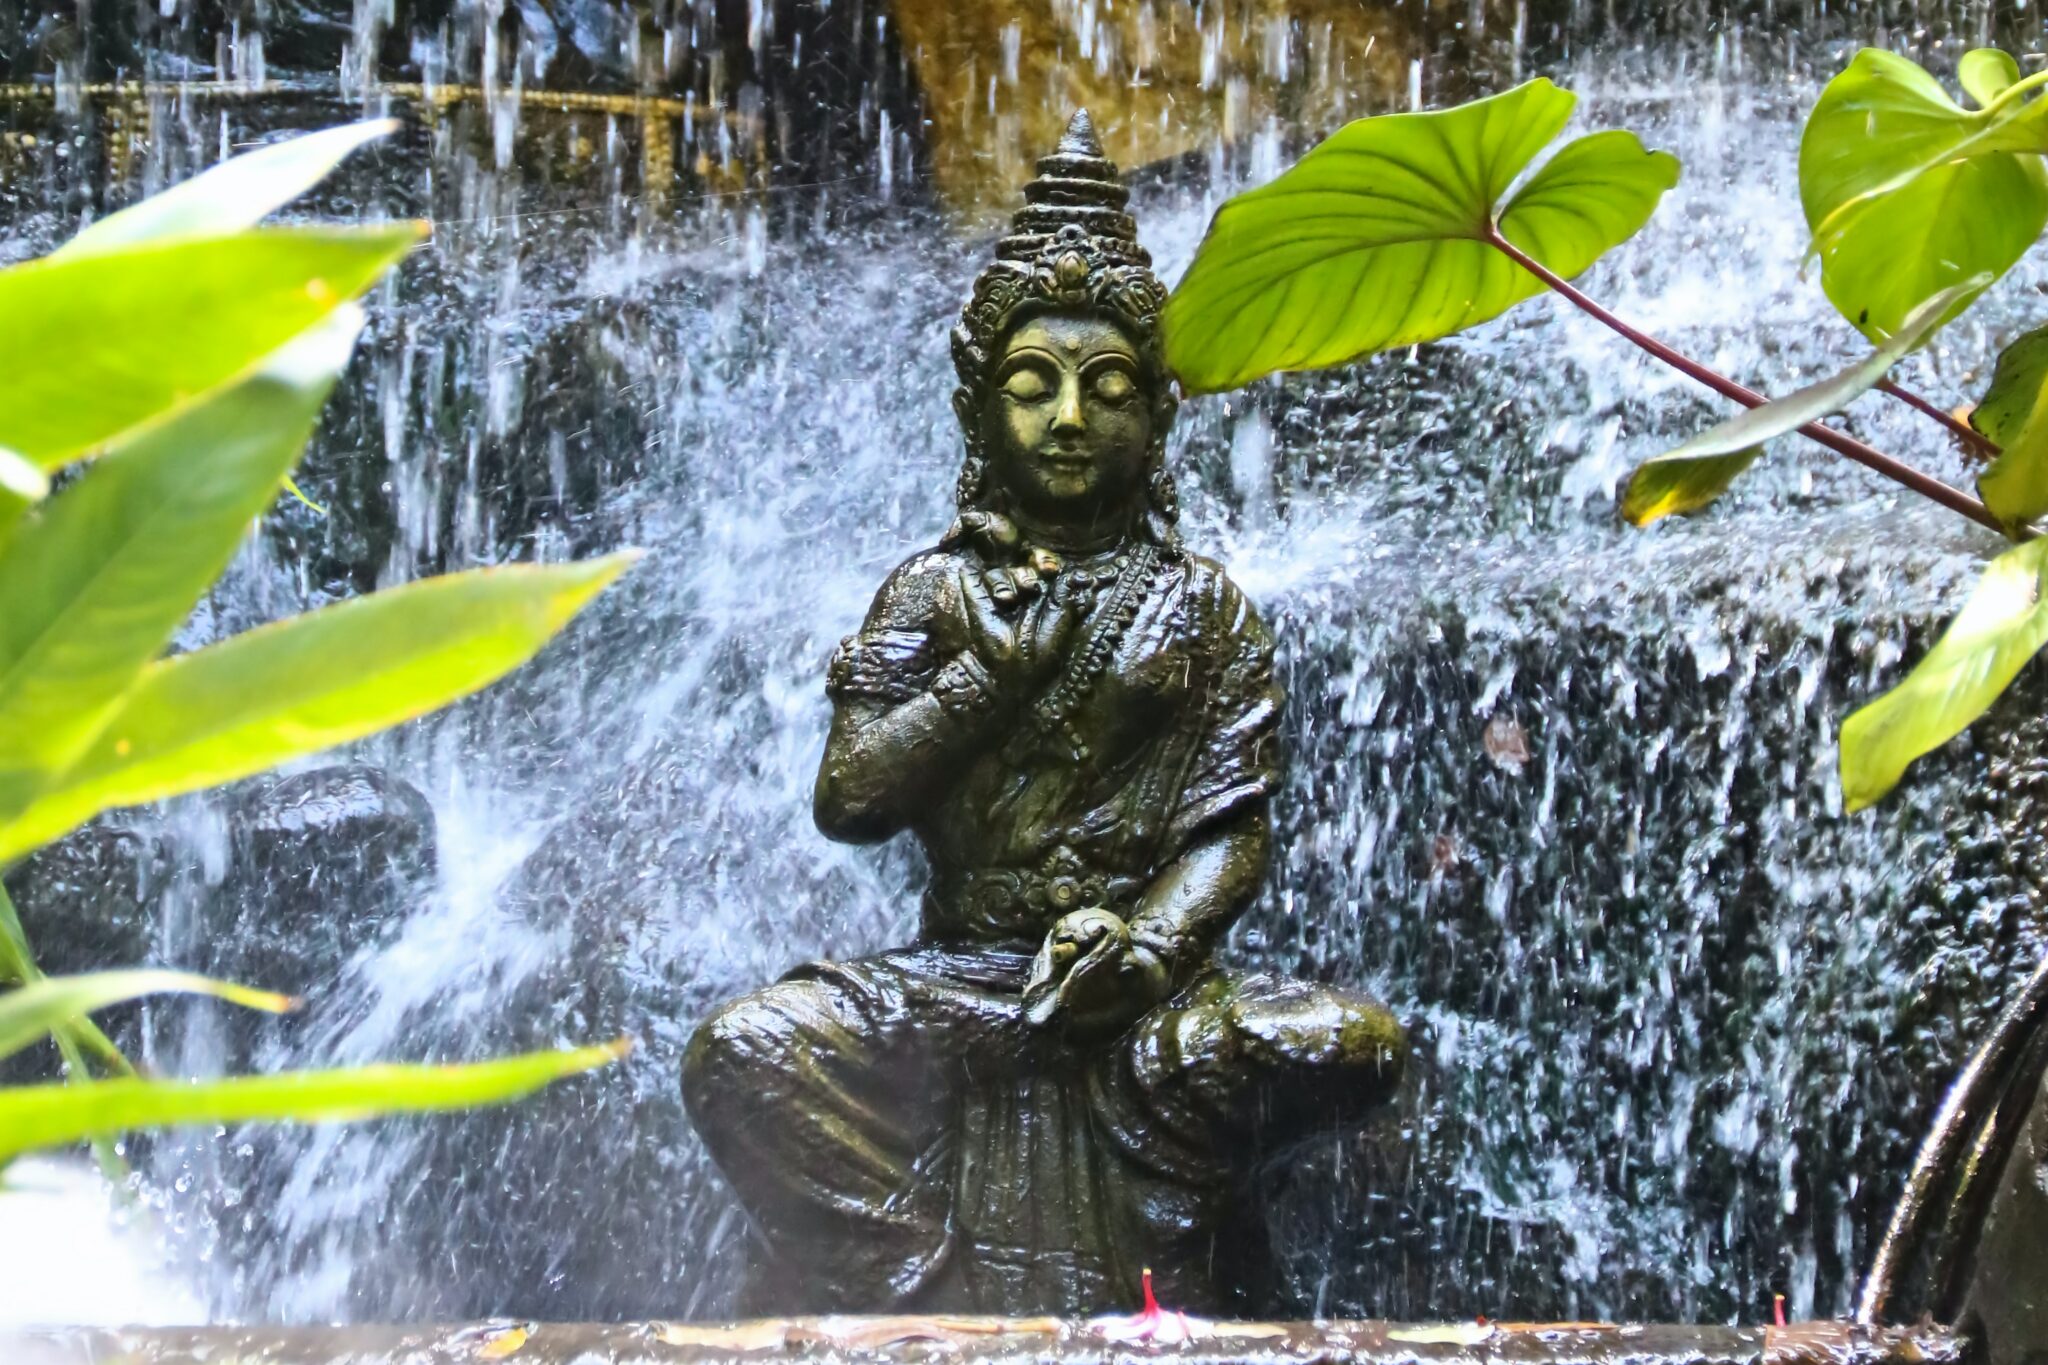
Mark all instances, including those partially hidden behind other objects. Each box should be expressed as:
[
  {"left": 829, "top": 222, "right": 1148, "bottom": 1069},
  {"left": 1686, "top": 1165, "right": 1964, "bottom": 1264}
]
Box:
[{"left": 1025, "top": 543, "right": 1163, "bottom": 762}]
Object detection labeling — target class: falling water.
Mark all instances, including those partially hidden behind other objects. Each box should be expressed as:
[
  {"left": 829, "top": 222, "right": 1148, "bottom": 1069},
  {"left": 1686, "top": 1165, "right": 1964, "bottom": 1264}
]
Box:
[{"left": 4, "top": 0, "right": 2048, "bottom": 1332}]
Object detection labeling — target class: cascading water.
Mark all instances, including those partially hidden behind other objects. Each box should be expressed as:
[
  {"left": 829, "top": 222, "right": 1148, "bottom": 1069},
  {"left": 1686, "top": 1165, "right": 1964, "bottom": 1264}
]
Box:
[{"left": 4, "top": 0, "right": 2048, "bottom": 1332}]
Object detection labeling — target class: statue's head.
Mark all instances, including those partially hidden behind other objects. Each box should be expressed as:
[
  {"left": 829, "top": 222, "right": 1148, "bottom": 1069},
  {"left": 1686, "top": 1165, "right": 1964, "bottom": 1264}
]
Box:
[{"left": 951, "top": 111, "right": 1180, "bottom": 549}]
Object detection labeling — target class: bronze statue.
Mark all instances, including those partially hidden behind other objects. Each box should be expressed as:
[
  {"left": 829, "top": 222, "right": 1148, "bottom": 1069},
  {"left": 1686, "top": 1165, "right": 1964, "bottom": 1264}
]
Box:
[{"left": 682, "top": 111, "right": 1405, "bottom": 1317}]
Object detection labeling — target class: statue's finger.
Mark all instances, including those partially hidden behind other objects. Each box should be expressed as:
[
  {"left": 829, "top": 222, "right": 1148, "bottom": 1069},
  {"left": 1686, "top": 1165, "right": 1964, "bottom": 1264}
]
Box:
[{"left": 955, "top": 566, "right": 1006, "bottom": 644}]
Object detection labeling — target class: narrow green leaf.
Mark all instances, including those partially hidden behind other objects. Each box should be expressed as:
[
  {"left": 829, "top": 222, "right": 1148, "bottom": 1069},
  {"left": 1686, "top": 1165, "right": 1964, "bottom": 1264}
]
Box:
[
  {"left": 0, "top": 309, "right": 365, "bottom": 829},
  {"left": 55, "top": 121, "right": 400, "bottom": 260},
  {"left": 1960, "top": 49, "right": 2023, "bottom": 108},
  {"left": 1971, "top": 323, "right": 2048, "bottom": 531},
  {"left": 0, "top": 971, "right": 295, "bottom": 1065},
  {"left": 281, "top": 474, "right": 329, "bottom": 516},
  {"left": 0, "top": 1040, "right": 632, "bottom": 1163},
  {"left": 1800, "top": 48, "right": 2048, "bottom": 341},
  {"left": 0, "top": 553, "right": 640, "bottom": 862},
  {"left": 1841, "top": 537, "right": 2048, "bottom": 810},
  {"left": 1620, "top": 277, "right": 1987, "bottom": 525},
  {"left": 0, "top": 225, "right": 421, "bottom": 471},
  {"left": 0, "top": 883, "right": 134, "bottom": 1078},
  {"left": 1161, "top": 80, "right": 1680, "bottom": 393}
]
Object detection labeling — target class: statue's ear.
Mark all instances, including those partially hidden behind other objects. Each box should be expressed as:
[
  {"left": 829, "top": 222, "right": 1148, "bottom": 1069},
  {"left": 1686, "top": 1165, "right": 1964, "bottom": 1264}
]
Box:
[{"left": 951, "top": 387, "right": 977, "bottom": 442}]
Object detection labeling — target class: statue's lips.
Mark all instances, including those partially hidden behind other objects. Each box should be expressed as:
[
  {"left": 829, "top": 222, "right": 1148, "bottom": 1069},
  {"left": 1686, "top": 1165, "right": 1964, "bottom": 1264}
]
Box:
[{"left": 1038, "top": 448, "right": 1095, "bottom": 467}]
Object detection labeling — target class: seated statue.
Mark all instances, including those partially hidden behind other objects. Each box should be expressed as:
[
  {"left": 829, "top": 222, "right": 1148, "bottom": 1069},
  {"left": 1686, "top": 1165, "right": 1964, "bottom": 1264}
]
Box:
[{"left": 682, "top": 111, "right": 1405, "bottom": 1318}]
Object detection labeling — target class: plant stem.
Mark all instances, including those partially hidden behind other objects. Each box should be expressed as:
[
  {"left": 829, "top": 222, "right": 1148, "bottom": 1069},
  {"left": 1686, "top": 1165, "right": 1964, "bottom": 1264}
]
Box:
[
  {"left": 1483, "top": 226, "right": 2011, "bottom": 538},
  {"left": 1876, "top": 379, "right": 1999, "bottom": 461}
]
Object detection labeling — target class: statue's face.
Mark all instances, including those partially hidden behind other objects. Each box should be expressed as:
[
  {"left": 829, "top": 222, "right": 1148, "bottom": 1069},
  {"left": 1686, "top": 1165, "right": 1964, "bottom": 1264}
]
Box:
[{"left": 984, "top": 312, "right": 1153, "bottom": 527}]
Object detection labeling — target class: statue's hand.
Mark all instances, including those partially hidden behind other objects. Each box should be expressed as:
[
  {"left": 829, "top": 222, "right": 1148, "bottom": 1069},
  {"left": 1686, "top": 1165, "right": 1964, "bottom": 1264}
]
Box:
[
  {"left": 1024, "top": 908, "right": 1170, "bottom": 1041},
  {"left": 957, "top": 565, "right": 1085, "bottom": 701}
]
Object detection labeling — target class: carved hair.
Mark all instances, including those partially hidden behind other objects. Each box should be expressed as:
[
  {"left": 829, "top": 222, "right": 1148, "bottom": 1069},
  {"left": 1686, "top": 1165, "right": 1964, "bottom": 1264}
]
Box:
[{"left": 950, "top": 111, "right": 1182, "bottom": 550}]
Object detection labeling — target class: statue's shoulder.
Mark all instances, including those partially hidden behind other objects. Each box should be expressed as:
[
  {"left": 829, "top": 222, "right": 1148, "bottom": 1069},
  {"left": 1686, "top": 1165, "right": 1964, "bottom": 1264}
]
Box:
[
  {"left": 1176, "top": 552, "right": 1271, "bottom": 640},
  {"left": 861, "top": 544, "right": 971, "bottom": 630}
]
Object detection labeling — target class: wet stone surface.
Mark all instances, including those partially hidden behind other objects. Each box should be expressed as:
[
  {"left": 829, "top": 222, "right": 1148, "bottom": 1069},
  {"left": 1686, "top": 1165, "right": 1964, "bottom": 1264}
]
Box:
[{"left": 0, "top": 1317, "right": 1974, "bottom": 1365}]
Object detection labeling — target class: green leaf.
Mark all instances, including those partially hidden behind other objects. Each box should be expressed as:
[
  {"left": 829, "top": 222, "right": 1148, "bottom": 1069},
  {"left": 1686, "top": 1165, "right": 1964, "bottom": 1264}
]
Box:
[
  {"left": 1960, "top": 48, "right": 2023, "bottom": 108},
  {"left": 1621, "top": 276, "right": 1987, "bottom": 524},
  {"left": 0, "top": 1040, "right": 632, "bottom": 1163},
  {"left": 0, "top": 309, "right": 365, "bottom": 829},
  {"left": 0, "top": 883, "right": 134, "bottom": 1078},
  {"left": 55, "top": 120, "right": 400, "bottom": 260},
  {"left": 0, "top": 970, "right": 295, "bottom": 1065},
  {"left": 1841, "top": 537, "right": 2048, "bottom": 810},
  {"left": 0, "top": 553, "right": 640, "bottom": 862},
  {"left": 1162, "top": 79, "right": 1680, "bottom": 393},
  {"left": 0, "top": 225, "right": 421, "bottom": 472},
  {"left": 1619, "top": 447, "right": 1765, "bottom": 526},
  {"left": 1800, "top": 48, "right": 2048, "bottom": 341},
  {"left": 1972, "top": 323, "right": 2048, "bottom": 530}
]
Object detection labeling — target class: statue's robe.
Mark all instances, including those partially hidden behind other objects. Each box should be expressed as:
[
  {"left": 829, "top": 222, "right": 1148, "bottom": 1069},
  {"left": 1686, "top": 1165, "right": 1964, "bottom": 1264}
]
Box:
[{"left": 684, "top": 540, "right": 1401, "bottom": 1314}]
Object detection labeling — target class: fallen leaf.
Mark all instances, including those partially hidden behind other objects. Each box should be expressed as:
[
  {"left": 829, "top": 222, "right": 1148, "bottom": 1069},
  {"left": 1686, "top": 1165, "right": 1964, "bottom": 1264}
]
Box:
[
  {"left": 1388, "top": 1322, "right": 1496, "bottom": 1344},
  {"left": 1482, "top": 714, "right": 1531, "bottom": 772},
  {"left": 474, "top": 1324, "right": 531, "bottom": 1359},
  {"left": 650, "top": 1321, "right": 790, "bottom": 1351}
]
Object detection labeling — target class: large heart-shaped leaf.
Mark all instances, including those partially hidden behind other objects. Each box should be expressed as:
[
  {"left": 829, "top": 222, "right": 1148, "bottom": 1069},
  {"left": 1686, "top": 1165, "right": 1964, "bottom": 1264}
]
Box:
[
  {"left": 0, "top": 970, "right": 295, "bottom": 1065},
  {"left": 0, "top": 553, "right": 639, "bottom": 863},
  {"left": 0, "top": 1040, "right": 630, "bottom": 1164},
  {"left": 1162, "top": 79, "right": 1680, "bottom": 393},
  {"left": 1959, "top": 49, "right": 2024, "bottom": 108},
  {"left": 1620, "top": 276, "right": 1985, "bottom": 524},
  {"left": 1840, "top": 536, "right": 2048, "bottom": 810},
  {"left": 0, "top": 310, "right": 364, "bottom": 829},
  {"left": 0, "top": 225, "right": 420, "bottom": 472},
  {"left": 1971, "top": 323, "right": 2048, "bottom": 531},
  {"left": 55, "top": 120, "right": 400, "bottom": 260},
  {"left": 1800, "top": 49, "right": 2048, "bottom": 342}
]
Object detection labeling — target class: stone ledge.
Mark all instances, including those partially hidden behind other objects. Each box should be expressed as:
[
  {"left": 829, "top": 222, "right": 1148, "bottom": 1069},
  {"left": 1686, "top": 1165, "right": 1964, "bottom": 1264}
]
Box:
[{"left": 4, "top": 1318, "right": 1971, "bottom": 1365}]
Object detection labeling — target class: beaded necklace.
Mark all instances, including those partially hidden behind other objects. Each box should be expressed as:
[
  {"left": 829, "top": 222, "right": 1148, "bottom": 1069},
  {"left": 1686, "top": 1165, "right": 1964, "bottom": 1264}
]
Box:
[{"left": 1025, "top": 542, "right": 1163, "bottom": 762}]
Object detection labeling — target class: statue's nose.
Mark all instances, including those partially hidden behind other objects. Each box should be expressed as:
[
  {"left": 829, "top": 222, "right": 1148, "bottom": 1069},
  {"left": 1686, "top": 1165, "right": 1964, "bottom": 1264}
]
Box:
[{"left": 1052, "top": 376, "right": 1087, "bottom": 436}]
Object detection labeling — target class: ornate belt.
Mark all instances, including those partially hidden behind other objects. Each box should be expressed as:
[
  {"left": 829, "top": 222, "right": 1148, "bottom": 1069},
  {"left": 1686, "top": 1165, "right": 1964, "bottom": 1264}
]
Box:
[{"left": 925, "top": 847, "right": 1145, "bottom": 940}]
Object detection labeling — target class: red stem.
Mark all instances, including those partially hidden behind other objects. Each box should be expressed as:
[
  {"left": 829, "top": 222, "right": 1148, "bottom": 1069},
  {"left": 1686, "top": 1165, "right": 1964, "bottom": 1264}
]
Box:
[
  {"left": 1877, "top": 379, "right": 1999, "bottom": 462},
  {"left": 1482, "top": 226, "right": 2010, "bottom": 538}
]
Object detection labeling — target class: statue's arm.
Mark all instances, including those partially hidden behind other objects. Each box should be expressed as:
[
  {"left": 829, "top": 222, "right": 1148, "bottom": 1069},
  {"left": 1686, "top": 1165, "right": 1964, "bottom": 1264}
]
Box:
[
  {"left": 812, "top": 556, "right": 1003, "bottom": 843},
  {"left": 1126, "top": 807, "right": 1270, "bottom": 981}
]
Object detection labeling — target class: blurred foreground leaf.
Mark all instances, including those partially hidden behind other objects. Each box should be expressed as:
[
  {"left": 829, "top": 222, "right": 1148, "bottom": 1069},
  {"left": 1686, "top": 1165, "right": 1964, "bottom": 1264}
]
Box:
[
  {"left": 1163, "top": 79, "right": 1679, "bottom": 392},
  {"left": 1972, "top": 323, "right": 2048, "bottom": 531},
  {"left": 0, "top": 553, "right": 640, "bottom": 862},
  {"left": 0, "top": 1040, "right": 631, "bottom": 1164},
  {"left": 0, "top": 970, "right": 295, "bottom": 1065},
  {"left": 1800, "top": 48, "right": 2048, "bottom": 341},
  {"left": 0, "top": 885, "right": 134, "bottom": 1078},
  {"left": 0, "top": 310, "right": 364, "bottom": 829},
  {"left": 56, "top": 121, "right": 400, "bottom": 260},
  {"left": 1621, "top": 277, "right": 1985, "bottom": 524},
  {"left": 0, "top": 225, "right": 420, "bottom": 472},
  {"left": 1841, "top": 537, "right": 2048, "bottom": 809}
]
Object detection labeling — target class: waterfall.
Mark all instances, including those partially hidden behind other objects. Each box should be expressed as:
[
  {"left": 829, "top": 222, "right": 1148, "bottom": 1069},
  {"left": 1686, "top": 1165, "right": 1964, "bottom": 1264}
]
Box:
[{"left": 3, "top": 0, "right": 2044, "bottom": 1329}]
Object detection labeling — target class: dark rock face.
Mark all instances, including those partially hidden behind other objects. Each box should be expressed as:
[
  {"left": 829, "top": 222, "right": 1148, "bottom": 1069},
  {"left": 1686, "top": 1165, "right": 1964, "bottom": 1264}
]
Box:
[
  {"left": 203, "top": 765, "right": 437, "bottom": 1001},
  {"left": 0, "top": 766, "right": 434, "bottom": 1083}
]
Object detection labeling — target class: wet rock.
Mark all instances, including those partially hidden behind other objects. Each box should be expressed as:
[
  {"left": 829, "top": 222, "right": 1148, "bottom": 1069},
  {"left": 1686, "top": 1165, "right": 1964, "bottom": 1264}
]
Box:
[
  {"left": 202, "top": 765, "right": 437, "bottom": 1002},
  {"left": 0, "top": 817, "right": 171, "bottom": 1082}
]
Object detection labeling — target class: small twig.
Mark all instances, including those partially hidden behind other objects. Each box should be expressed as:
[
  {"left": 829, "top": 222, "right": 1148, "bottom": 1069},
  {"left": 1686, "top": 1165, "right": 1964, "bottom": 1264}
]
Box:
[
  {"left": 1484, "top": 226, "right": 2013, "bottom": 538},
  {"left": 1877, "top": 379, "right": 2000, "bottom": 462}
]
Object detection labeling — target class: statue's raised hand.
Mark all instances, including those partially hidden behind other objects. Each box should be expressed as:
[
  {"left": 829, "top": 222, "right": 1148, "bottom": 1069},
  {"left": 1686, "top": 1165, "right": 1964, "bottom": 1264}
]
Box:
[{"left": 956, "top": 564, "right": 1085, "bottom": 701}]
